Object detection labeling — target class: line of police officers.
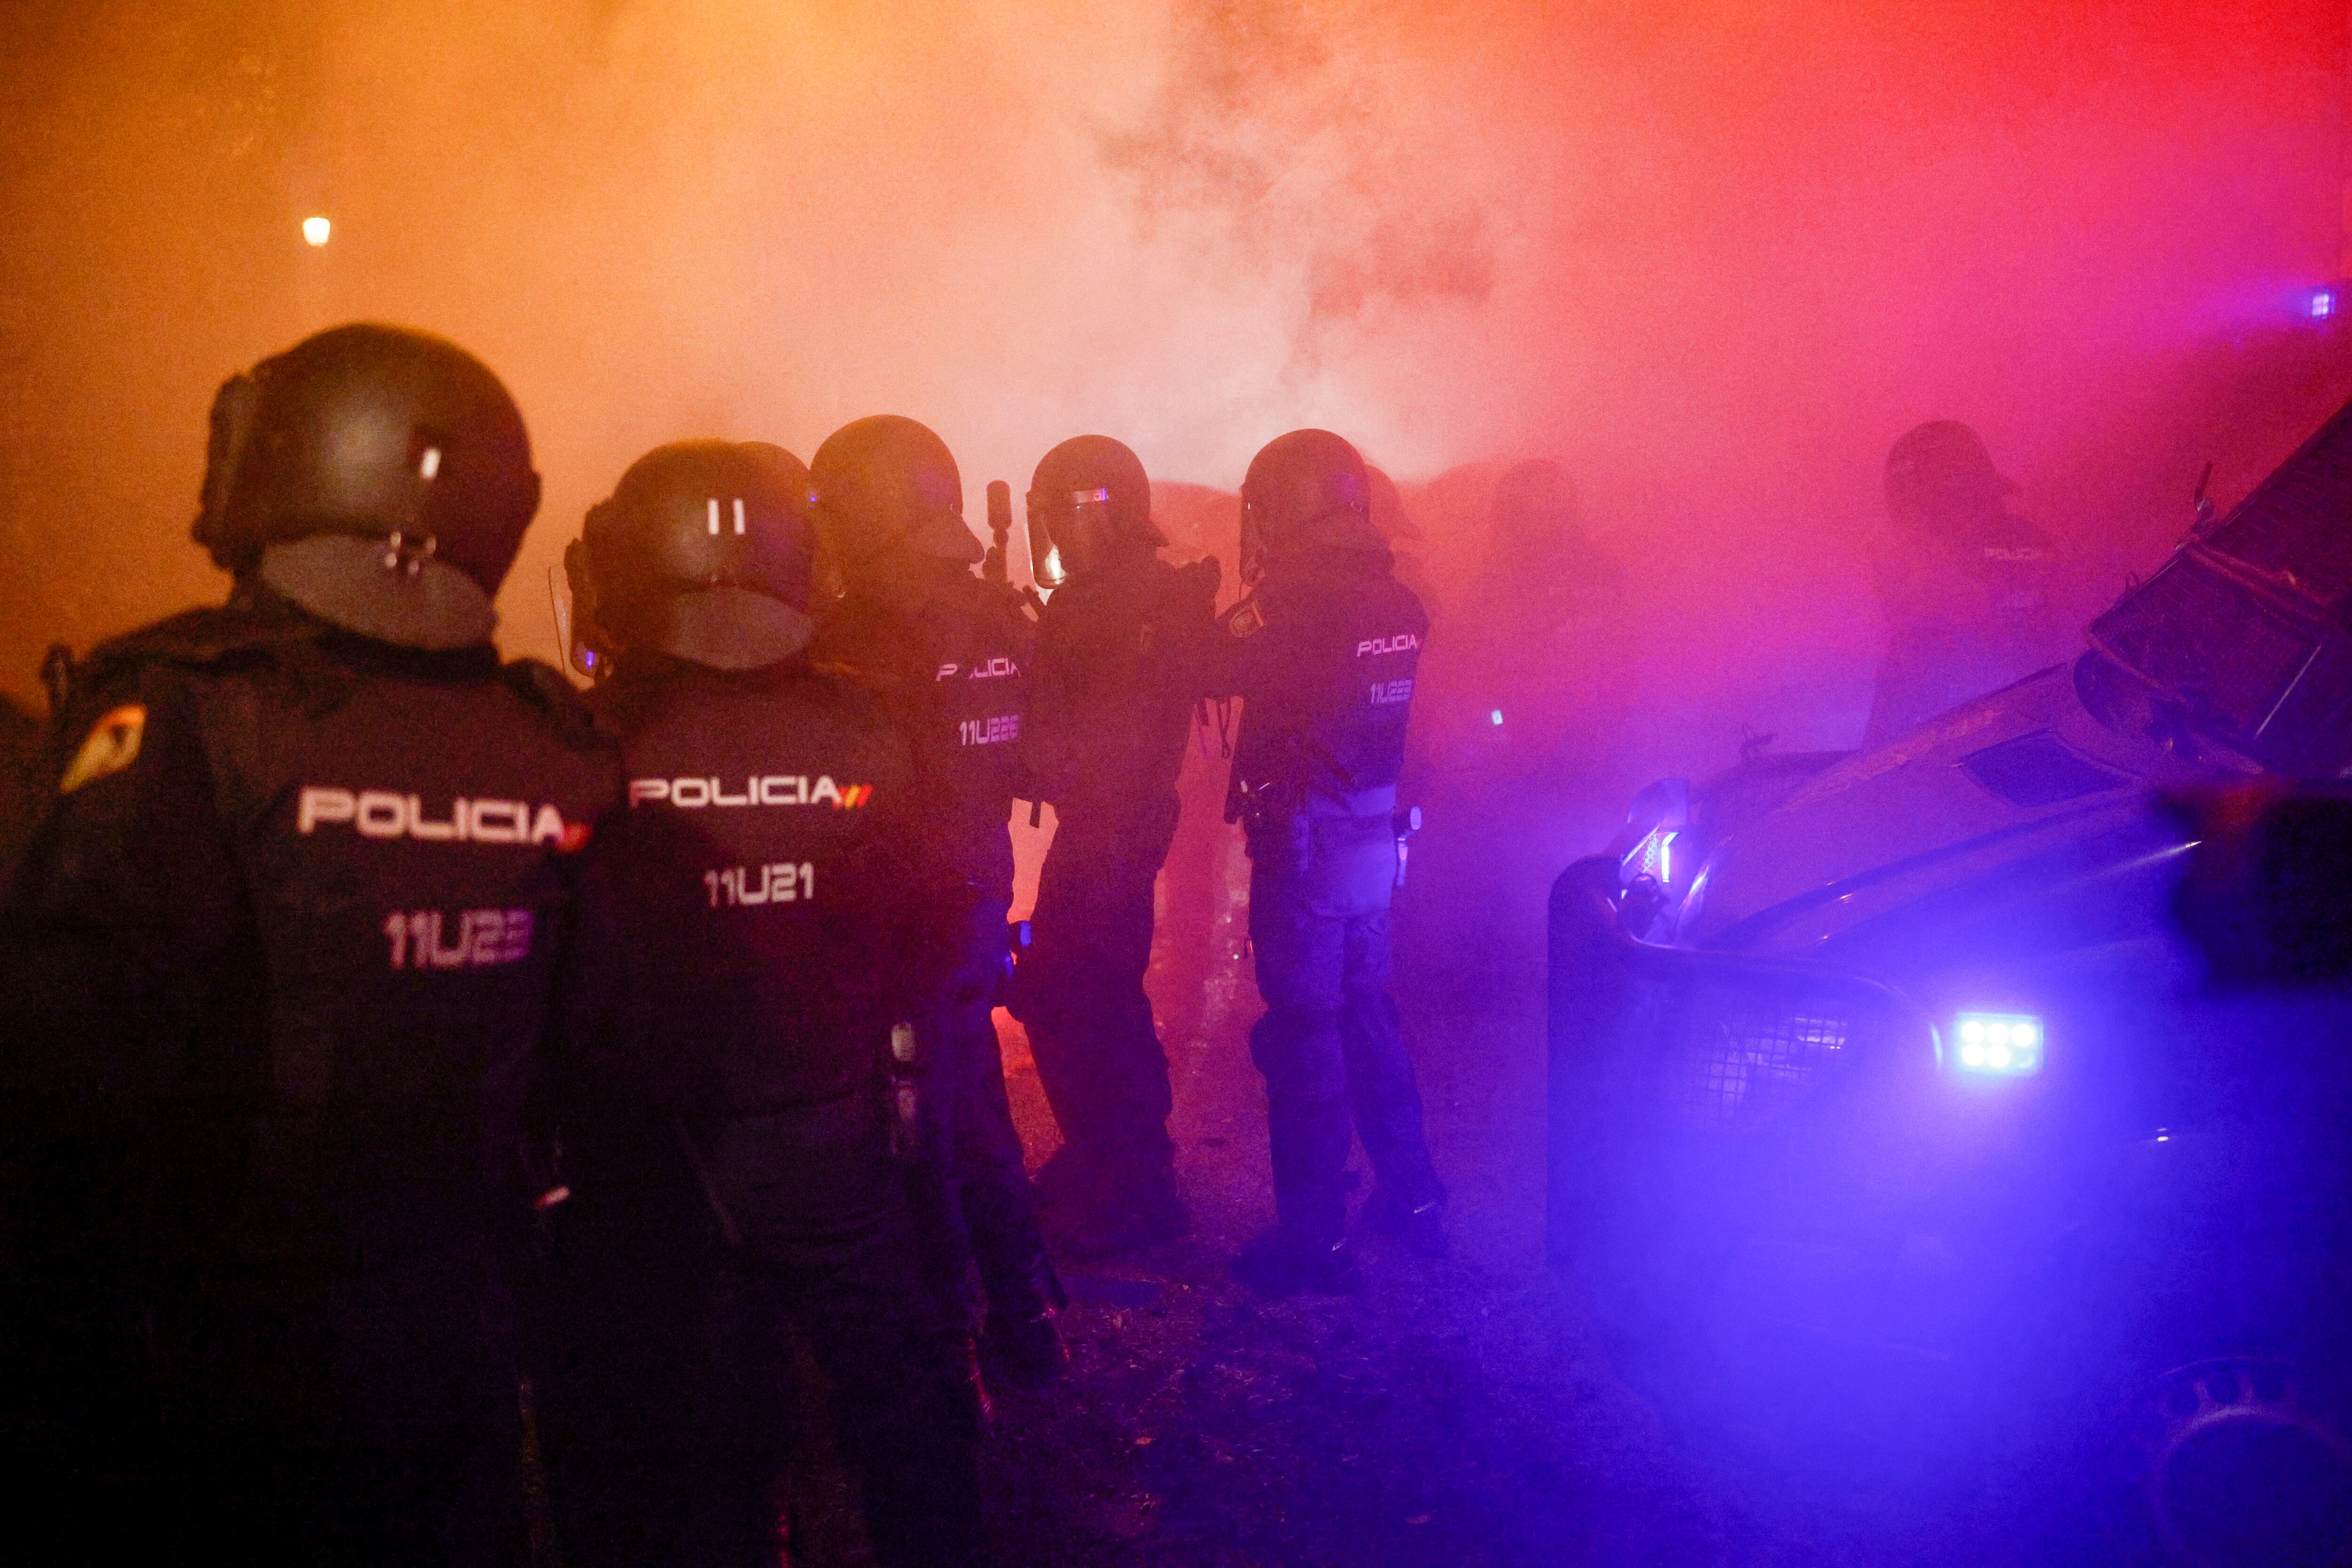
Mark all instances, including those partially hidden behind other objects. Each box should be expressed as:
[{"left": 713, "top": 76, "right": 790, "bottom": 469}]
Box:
[{"left": 0, "top": 323, "right": 1446, "bottom": 1565}]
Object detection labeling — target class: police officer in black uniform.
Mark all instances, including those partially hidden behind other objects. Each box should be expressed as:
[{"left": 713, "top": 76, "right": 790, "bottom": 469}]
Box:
[
  {"left": 1012, "top": 435, "right": 1217, "bottom": 1254},
  {"left": 1865, "top": 420, "right": 2064, "bottom": 746},
  {"left": 1215, "top": 429, "right": 1447, "bottom": 1295},
  {"left": 806, "top": 414, "right": 1066, "bottom": 1383},
  {"left": 0, "top": 324, "right": 620, "bottom": 1563},
  {"left": 541, "top": 439, "right": 984, "bottom": 1567}
]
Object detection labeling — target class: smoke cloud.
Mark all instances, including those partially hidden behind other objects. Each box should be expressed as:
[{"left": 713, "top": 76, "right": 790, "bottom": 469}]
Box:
[{"left": 3, "top": 0, "right": 2349, "bottom": 769}]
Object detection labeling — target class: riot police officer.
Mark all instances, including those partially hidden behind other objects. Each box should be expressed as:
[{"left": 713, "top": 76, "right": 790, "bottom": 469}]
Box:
[
  {"left": 806, "top": 414, "right": 1066, "bottom": 1383},
  {"left": 0, "top": 324, "right": 621, "bottom": 1562},
  {"left": 1011, "top": 435, "right": 1218, "bottom": 1254},
  {"left": 1215, "top": 429, "right": 1447, "bottom": 1295},
  {"left": 541, "top": 439, "right": 983, "bottom": 1567},
  {"left": 1865, "top": 420, "right": 2064, "bottom": 746}
]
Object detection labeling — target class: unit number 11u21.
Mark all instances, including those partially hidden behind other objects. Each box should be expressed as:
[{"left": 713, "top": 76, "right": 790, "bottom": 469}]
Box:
[{"left": 705, "top": 862, "right": 816, "bottom": 907}]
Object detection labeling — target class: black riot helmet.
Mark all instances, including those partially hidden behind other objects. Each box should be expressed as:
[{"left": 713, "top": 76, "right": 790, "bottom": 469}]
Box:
[
  {"left": 1884, "top": 420, "right": 2016, "bottom": 533},
  {"left": 808, "top": 414, "right": 983, "bottom": 577},
  {"left": 1026, "top": 434, "right": 1165, "bottom": 589},
  {"left": 568, "top": 440, "right": 819, "bottom": 672},
  {"left": 192, "top": 323, "right": 541, "bottom": 650},
  {"left": 1238, "top": 428, "right": 1387, "bottom": 586}
]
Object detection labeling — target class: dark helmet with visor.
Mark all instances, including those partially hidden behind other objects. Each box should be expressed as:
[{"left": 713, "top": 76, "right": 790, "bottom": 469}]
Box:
[
  {"left": 1238, "top": 428, "right": 1387, "bottom": 586},
  {"left": 1884, "top": 420, "right": 2016, "bottom": 521},
  {"left": 1026, "top": 434, "right": 1165, "bottom": 590},
  {"left": 808, "top": 414, "right": 983, "bottom": 574},
  {"left": 568, "top": 440, "right": 818, "bottom": 671},
  {"left": 192, "top": 323, "right": 541, "bottom": 650}
]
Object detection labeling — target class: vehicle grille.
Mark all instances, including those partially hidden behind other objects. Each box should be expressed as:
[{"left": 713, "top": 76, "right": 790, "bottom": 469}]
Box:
[{"left": 1661, "top": 982, "right": 1854, "bottom": 1129}]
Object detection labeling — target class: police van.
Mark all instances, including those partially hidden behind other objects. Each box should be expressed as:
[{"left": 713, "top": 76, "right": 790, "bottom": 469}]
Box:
[{"left": 1549, "top": 401, "right": 2352, "bottom": 1564}]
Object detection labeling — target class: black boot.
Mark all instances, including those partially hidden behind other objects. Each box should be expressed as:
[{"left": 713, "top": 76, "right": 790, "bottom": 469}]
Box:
[
  {"left": 1231, "top": 1228, "right": 1362, "bottom": 1296},
  {"left": 1364, "top": 1186, "right": 1448, "bottom": 1259},
  {"left": 1043, "top": 1155, "right": 1190, "bottom": 1259},
  {"left": 980, "top": 1300, "right": 1070, "bottom": 1390}
]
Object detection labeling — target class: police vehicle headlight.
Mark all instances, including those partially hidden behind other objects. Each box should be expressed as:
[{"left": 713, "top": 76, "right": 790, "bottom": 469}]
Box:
[
  {"left": 1952, "top": 1011, "right": 2043, "bottom": 1077},
  {"left": 1622, "top": 825, "right": 1681, "bottom": 888}
]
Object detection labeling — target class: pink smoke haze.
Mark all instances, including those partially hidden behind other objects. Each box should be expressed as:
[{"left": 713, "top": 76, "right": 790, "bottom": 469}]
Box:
[{"left": 4, "top": 0, "right": 2349, "bottom": 768}]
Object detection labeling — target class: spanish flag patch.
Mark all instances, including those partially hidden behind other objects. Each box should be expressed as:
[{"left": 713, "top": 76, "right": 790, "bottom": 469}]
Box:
[{"left": 59, "top": 704, "right": 146, "bottom": 795}]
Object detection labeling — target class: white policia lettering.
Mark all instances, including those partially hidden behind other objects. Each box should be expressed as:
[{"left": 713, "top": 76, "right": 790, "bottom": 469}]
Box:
[
  {"left": 628, "top": 775, "right": 871, "bottom": 810},
  {"left": 703, "top": 862, "right": 817, "bottom": 907},
  {"left": 936, "top": 656, "right": 1021, "bottom": 681},
  {"left": 382, "top": 908, "right": 534, "bottom": 970},
  {"left": 958, "top": 714, "right": 1020, "bottom": 747},
  {"left": 301, "top": 787, "right": 572, "bottom": 845},
  {"left": 1355, "top": 633, "right": 1423, "bottom": 658}
]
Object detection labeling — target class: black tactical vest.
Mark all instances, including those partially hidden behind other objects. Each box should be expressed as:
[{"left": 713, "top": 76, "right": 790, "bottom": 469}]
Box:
[
  {"left": 809, "top": 564, "right": 1033, "bottom": 900},
  {"left": 1025, "top": 557, "right": 1218, "bottom": 816},
  {"left": 580, "top": 658, "right": 923, "bottom": 1114},
  {"left": 33, "top": 605, "right": 620, "bottom": 1259},
  {"left": 1223, "top": 553, "right": 1427, "bottom": 818}
]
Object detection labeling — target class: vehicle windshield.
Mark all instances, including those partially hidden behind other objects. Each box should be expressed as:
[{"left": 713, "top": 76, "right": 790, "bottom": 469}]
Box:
[{"left": 2087, "top": 396, "right": 2352, "bottom": 775}]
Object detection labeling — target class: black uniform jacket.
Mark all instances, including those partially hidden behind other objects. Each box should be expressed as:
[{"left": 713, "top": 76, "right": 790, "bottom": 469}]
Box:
[
  {"left": 573, "top": 654, "right": 946, "bottom": 1125},
  {"left": 0, "top": 597, "right": 621, "bottom": 1267},
  {"left": 807, "top": 560, "right": 1033, "bottom": 907},
  {"left": 1216, "top": 547, "right": 1427, "bottom": 818},
  {"left": 1024, "top": 555, "right": 1219, "bottom": 820}
]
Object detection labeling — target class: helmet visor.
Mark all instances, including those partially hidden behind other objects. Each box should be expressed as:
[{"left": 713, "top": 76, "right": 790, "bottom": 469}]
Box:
[
  {"left": 642, "top": 585, "right": 815, "bottom": 671},
  {"left": 1029, "top": 485, "right": 1119, "bottom": 589},
  {"left": 259, "top": 532, "right": 497, "bottom": 650},
  {"left": 1239, "top": 494, "right": 1268, "bottom": 587}
]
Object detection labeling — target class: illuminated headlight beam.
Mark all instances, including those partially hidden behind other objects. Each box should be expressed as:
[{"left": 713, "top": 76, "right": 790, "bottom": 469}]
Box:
[{"left": 1953, "top": 1011, "right": 2043, "bottom": 1076}]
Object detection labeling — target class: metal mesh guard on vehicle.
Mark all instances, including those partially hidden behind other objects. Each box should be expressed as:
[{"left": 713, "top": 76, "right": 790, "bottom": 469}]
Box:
[{"left": 1663, "top": 982, "right": 1852, "bottom": 1129}]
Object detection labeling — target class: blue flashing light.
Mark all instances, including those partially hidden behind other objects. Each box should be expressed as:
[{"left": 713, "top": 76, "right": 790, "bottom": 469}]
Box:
[
  {"left": 1953, "top": 1011, "right": 2043, "bottom": 1076},
  {"left": 1489, "top": 708, "right": 1504, "bottom": 726},
  {"left": 2313, "top": 287, "right": 2339, "bottom": 321}
]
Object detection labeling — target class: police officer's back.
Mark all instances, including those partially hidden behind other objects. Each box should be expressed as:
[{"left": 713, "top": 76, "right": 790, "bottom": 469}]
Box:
[
  {"left": 1445, "top": 459, "right": 1628, "bottom": 775},
  {"left": 809, "top": 417, "right": 1030, "bottom": 894},
  {"left": 804, "top": 415, "right": 1067, "bottom": 1386},
  {"left": 540, "top": 440, "right": 983, "bottom": 1567},
  {"left": 0, "top": 326, "right": 619, "bottom": 1564},
  {"left": 1014, "top": 435, "right": 1219, "bottom": 1254},
  {"left": 1216, "top": 429, "right": 1447, "bottom": 1296},
  {"left": 1865, "top": 421, "right": 2064, "bottom": 746}
]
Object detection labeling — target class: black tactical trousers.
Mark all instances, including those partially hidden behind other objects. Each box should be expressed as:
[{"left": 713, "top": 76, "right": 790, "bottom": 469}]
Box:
[
  {"left": 2, "top": 1110, "right": 535, "bottom": 1566},
  {"left": 1016, "top": 795, "right": 1183, "bottom": 1182},
  {"left": 1247, "top": 813, "right": 1444, "bottom": 1243},
  {"left": 905, "top": 894, "right": 1060, "bottom": 1327},
  {"left": 103, "top": 1242, "right": 532, "bottom": 1567},
  {"left": 541, "top": 1097, "right": 985, "bottom": 1568}
]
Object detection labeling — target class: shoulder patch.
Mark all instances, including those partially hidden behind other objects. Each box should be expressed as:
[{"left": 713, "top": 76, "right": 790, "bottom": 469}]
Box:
[
  {"left": 1224, "top": 598, "right": 1267, "bottom": 640},
  {"left": 59, "top": 704, "right": 146, "bottom": 794}
]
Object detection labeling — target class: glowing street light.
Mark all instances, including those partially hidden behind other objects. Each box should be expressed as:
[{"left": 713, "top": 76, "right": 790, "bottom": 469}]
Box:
[{"left": 302, "top": 215, "right": 332, "bottom": 247}]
